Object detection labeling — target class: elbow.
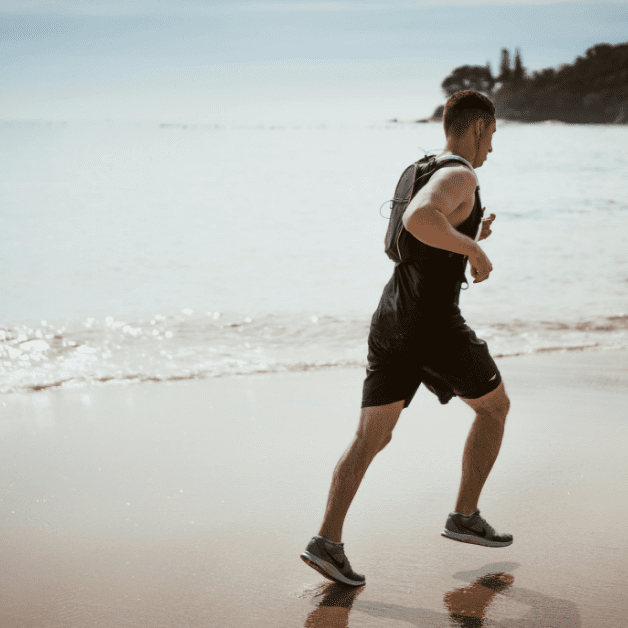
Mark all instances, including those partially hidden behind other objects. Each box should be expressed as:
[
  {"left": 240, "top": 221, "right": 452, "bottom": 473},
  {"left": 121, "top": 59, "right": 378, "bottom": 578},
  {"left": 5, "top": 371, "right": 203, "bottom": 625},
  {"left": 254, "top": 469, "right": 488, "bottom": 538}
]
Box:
[
  {"left": 403, "top": 205, "right": 427, "bottom": 237},
  {"left": 403, "top": 206, "right": 441, "bottom": 245}
]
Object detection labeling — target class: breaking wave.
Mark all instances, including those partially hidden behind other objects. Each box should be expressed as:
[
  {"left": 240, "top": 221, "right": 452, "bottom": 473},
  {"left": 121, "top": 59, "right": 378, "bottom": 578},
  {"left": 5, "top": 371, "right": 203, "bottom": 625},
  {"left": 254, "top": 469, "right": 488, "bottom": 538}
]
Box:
[{"left": 1, "top": 310, "right": 627, "bottom": 394}]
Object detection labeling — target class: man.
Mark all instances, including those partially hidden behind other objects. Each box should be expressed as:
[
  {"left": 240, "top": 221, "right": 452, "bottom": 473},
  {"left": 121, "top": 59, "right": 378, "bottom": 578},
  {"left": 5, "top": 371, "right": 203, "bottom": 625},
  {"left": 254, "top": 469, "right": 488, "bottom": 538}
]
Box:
[{"left": 300, "top": 90, "right": 512, "bottom": 587}]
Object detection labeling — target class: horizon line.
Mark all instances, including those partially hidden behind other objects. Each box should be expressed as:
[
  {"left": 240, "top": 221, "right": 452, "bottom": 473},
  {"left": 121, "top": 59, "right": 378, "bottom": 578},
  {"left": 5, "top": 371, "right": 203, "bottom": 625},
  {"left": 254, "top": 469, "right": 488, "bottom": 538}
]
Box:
[{"left": 2, "top": 0, "right": 627, "bottom": 17}]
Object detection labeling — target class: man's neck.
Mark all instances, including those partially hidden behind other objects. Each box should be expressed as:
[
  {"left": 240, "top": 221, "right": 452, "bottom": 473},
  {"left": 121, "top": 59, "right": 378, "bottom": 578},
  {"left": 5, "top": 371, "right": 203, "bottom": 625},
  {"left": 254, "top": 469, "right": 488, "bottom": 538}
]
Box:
[{"left": 440, "top": 141, "right": 477, "bottom": 169}]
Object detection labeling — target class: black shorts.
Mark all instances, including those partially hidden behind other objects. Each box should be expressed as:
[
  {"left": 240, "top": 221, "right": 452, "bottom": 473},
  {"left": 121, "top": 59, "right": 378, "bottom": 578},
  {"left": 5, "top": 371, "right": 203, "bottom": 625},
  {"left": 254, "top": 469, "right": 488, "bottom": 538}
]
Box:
[{"left": 362, "top": 325, "right": 502, "bottom": 408}]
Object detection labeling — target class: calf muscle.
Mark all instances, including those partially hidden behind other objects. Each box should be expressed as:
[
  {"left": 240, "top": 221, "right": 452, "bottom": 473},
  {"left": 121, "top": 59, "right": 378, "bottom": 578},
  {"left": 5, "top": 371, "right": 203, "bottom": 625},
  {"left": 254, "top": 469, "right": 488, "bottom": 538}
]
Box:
[
  {"left": 318, "top": 401, "right": 404, "bottom": 543},
  {"left": 456, "top": 383, "right": 510, "bottom": 514}
]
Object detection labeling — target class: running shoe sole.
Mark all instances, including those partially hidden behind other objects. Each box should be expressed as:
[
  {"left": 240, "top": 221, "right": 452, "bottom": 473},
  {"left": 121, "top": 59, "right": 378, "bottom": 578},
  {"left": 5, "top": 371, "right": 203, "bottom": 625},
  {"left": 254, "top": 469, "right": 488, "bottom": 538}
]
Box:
[
  {"left": 441, "top": 529, "right": 513, "bottom": 548},
  {"left": 300, "top": 551, "right": 365, "bottom": 586}
]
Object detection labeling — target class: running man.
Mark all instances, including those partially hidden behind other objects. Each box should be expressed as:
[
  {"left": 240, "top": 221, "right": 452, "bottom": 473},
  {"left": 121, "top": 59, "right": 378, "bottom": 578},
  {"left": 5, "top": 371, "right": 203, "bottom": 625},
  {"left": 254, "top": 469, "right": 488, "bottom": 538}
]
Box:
[{"left": 301, "top": 90, "right": 512, "bottom": 587}]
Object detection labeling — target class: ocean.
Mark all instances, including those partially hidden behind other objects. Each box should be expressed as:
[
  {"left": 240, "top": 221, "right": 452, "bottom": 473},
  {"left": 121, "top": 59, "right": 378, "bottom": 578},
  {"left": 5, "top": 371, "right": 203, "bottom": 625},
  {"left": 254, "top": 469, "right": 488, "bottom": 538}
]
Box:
[{"left": 1, "top": 119, "right": 627, "bottom": 394}]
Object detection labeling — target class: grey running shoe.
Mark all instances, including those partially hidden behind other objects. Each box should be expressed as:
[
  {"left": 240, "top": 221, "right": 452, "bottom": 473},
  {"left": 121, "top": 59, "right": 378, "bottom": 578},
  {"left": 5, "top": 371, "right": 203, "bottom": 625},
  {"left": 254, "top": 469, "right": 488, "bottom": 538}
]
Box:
[
  {"left": 300, "top": 536, "right": 366, "bottom": 586},
  {"left": 441, "top": 510, "right": 513, "bottom": 548}
]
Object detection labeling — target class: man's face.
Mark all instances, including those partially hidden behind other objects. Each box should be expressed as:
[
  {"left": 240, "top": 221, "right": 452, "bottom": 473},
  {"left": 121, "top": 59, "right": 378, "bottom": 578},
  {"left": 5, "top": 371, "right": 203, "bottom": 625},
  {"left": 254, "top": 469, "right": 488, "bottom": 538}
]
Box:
[{"left": 477, "top": 119, "right": 496, "bottom": 167}]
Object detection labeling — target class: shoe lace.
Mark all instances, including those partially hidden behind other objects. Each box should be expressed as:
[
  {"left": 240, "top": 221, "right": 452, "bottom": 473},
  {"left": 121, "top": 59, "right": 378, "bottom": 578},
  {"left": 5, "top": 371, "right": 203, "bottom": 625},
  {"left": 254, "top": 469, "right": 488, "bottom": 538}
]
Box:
[
  {"left": 476, "top": 514, "right": 497, "bottom": 536},
  {"left": 332, "top": 543, "right": 351, "bottom": 569}
]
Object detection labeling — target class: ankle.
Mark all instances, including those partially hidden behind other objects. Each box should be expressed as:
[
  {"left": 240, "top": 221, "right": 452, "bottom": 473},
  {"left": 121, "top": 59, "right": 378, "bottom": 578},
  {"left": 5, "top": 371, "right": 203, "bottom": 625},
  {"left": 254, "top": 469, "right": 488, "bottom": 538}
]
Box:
[{"left": 318, "top": 530, "right": 342, "bottom": 544}]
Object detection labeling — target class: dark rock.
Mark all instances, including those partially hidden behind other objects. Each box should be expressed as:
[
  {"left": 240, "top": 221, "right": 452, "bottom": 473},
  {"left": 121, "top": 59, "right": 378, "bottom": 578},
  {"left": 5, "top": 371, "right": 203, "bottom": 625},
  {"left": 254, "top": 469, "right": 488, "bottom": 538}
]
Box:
[{"left": 431, "top": 105, "right": 445, "bottom": 121}]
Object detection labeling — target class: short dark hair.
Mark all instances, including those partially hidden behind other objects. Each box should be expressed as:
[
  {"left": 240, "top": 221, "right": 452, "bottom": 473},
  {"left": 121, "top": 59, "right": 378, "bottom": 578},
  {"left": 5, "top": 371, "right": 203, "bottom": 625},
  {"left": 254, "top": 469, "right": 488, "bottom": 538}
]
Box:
[{"left": 443, "top": 90, "right": 495, "bottom": 137}]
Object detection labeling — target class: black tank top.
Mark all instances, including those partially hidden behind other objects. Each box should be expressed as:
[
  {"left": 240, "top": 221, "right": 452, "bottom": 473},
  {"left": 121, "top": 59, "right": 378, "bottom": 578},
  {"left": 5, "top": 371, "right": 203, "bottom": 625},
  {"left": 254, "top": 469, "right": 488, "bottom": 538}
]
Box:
[{"left": 370, "top": 165, "right": 483, "bottom": 337}]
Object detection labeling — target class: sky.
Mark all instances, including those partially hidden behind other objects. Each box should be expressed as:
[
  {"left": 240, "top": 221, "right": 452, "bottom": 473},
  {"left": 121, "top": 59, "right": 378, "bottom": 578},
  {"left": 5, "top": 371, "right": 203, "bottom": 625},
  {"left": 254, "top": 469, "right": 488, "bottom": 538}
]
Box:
[{"left": 1, "top": 0, "right": 627, "bottom": 123}]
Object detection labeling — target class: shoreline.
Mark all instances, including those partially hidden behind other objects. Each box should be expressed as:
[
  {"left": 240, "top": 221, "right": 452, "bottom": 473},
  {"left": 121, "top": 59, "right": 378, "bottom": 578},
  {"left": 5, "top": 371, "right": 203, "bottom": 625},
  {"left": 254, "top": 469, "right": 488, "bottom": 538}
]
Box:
[{"left": 2, "top": 343, "right": 627, "bottom": 397}]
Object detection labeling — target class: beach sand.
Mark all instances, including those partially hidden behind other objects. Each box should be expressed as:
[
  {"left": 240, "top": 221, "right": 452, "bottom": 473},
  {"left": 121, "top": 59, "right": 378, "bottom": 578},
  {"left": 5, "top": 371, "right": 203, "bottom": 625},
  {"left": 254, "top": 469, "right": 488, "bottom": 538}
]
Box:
[{"left": 1, "top": 349, "right": 627, "bottom": 627}]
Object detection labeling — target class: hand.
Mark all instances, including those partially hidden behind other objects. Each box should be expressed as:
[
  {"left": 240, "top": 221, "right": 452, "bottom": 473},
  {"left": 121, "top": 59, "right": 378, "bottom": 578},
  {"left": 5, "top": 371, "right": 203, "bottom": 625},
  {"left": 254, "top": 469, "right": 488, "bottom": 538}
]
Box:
[
  {"left": 478, "top": 211, "right": 496, "bottom": 241},
  {"left": 468, "top": 243, "right": 493, "bottom": 283}
]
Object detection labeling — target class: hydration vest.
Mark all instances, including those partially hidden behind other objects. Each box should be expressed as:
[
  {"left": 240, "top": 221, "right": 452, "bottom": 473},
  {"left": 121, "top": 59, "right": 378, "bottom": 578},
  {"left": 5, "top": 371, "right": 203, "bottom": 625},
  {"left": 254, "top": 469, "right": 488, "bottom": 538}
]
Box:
[{"left": 384, "top": 154, "right": 483, "bottom": 265}]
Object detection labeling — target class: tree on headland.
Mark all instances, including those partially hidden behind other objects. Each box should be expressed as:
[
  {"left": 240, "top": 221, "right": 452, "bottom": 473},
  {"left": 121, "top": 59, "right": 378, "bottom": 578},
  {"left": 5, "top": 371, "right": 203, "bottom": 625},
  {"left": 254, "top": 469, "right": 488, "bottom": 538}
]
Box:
[
  {"left": 429, "top": 64, "right": 494, "bottom": 120},
  {"left": 441, "top": 64, "right": 495, "bottom": 97},
  {"left": 497, "top": 48, "right": 511, "bottom": 83},
  {"left": 432, "top": 42, "right": 628, "bottom": 124},
  {"left": 512, "top": 48, "right": 526, "bottom": 83},
  {"left": 493, "top": 41, "right": 628, "bottom": 123}
]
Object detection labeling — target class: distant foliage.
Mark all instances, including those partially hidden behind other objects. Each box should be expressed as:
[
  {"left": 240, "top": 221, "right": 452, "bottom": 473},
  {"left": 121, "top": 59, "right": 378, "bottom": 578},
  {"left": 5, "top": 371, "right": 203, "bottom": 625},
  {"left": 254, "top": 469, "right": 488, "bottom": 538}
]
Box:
[
  {"left": 441, "top": 64, "right": 495, "bottom": 98},
  {"left": 498, "top": 49, "right": 511, "bottom": 83},
  {"left": 494, "top": 42, "right": 628, "bottom": 123},
  {"left": 512, "top": 48, "right": 526, "bottom": 84},
  {"left": 438, "top": 42, "right": 628, "bottom": 123}
]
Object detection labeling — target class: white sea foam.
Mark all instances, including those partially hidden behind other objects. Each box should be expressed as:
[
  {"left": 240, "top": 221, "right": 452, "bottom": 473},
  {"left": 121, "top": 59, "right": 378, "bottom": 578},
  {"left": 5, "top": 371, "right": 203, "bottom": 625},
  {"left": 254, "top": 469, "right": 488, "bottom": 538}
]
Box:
[{"left": 0, "top": 312, "right": 627, "bottom": 394}]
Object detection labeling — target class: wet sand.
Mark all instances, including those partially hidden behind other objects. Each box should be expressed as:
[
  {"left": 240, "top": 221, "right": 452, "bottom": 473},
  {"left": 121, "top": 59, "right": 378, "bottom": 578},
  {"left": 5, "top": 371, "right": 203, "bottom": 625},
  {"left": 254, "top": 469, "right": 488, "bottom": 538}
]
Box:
[{"left": 1, "top": 349, "right": 627, "bottom": 627}]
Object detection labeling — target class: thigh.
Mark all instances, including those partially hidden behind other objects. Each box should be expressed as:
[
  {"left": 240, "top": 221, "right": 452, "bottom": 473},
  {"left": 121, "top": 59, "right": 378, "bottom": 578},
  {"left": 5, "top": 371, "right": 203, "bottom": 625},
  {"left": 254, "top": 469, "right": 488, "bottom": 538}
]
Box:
[
  {"left": 361, "top": 332, "right": 423, "bottom": 409},
  {"left": 425, "top": 326, "right": 502, "bottom": 400},
  {"left": 356, "top": 400, "right": 406, "bottom": 444}
]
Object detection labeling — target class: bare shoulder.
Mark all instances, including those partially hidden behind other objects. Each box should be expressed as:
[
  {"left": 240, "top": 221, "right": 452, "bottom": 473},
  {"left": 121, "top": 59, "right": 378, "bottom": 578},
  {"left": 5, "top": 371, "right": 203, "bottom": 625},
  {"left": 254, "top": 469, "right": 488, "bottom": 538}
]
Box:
[
  {"left": 426, "top": 164, "right": 477, "bottom": 194},
  {"left": 412, "top": 164, "right": 476, "bottom": 216}
]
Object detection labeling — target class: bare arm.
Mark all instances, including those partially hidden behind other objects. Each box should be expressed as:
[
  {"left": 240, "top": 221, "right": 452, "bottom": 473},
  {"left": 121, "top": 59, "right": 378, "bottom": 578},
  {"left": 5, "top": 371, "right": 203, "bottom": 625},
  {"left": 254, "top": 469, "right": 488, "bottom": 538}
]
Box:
[
  {"left": 402, "top": 167, "right": 477, "bottom": 254},
  {"left": 402, "top": 167, "right": 493, "bottom": 283}
]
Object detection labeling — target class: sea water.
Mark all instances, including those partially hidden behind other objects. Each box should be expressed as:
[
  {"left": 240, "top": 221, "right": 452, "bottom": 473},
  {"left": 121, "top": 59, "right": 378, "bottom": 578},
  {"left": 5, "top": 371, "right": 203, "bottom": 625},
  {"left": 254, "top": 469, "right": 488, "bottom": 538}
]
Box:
[{"left": 1, "top": 119, "right": 626, "bottom": 393}]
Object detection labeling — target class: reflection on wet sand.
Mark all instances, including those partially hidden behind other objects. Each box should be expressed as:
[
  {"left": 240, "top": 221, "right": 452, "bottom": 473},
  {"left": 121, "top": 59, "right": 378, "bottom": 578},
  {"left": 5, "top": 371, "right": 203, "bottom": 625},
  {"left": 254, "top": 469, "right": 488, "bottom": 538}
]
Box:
[
  {"left": 304, "top": 582, "right": 365, "bottom": 628},
  {"left": 305, "top": 563, "right": 581, "bottom": 627},
  {"left": 445, "top": 571, "right": 514, "bottom": 627}
]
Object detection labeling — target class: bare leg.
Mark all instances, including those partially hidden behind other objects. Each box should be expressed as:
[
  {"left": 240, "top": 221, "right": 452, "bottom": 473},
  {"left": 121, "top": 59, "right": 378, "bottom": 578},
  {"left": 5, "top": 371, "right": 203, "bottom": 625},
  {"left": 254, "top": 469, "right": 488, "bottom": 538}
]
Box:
[
  {"left": 318, "top": 400, "right": 405, "bottom": 543},
  {"left": 455, "top": 382, "right": 510, "bottom": 515}
]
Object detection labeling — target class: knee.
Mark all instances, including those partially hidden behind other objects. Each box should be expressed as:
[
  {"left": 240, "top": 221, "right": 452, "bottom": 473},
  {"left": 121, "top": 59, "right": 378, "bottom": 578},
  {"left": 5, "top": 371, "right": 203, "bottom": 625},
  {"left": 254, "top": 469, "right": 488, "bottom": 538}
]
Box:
[
  {"left": 500, "top": 394, "right": 512, "bottom": 421},
  {"left": 378, "top": 432, "right": 393, "bottom": 452},
  {"left": 355, "top": 428, "right": 393, "bottom": 456},
  {"left": 501, "top": 393, "right": 511, "bottom": 418},
  {"left": 478, "top": 392, "right": 510, "bottom": 423},
  {"left": 355, "top": 401, "right": 403, "bottom": 456}
]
